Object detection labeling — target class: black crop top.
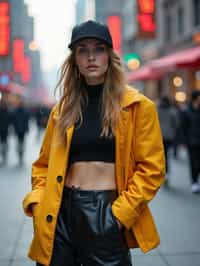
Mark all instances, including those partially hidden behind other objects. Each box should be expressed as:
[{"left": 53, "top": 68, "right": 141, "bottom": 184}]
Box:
[{"left": 69, "top": 84, "right": 115, "bottom": 164}]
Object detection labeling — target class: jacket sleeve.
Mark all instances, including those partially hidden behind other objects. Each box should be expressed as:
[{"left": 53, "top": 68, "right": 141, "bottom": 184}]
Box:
[
  {"left": 22, "top": 106, "right": 56, "bottom": 217},
  {"left": 112, "top": 99, "right": 165, "bottom": 229}
]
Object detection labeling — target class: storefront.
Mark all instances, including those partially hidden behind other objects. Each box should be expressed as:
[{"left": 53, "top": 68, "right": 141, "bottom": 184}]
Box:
[{"left": 128, "top": 45, "right": 200, "bottom": 103}]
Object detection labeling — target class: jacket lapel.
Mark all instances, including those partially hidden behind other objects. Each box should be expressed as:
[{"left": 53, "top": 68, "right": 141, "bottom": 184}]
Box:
[
  {"left": 115, "top": 87, "right": 141, "bottom": 189},
  {"left": 64, "top": 125, "right": 75, "bottom": 172}
]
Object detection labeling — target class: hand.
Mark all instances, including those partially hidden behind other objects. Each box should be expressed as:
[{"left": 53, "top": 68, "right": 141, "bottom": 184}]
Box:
[{"left": 30, "top": 203, "right": 37, "bottom": 213}]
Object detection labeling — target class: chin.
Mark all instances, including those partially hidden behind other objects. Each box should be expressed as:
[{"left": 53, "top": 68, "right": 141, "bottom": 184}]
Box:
[{"left": 86, "top": 73, "right": 102, "bottom": 79}]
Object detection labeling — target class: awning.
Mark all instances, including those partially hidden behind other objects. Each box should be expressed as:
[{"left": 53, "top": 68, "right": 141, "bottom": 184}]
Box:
[
  {"left": 128, "top": 46, "right": 200, "bottom": 81},
  {"left": 128, "top": 65, "right": 164, "bottom": 81},
  {"left": 151, "top": 46, "right": 200, "bottom": 69}
]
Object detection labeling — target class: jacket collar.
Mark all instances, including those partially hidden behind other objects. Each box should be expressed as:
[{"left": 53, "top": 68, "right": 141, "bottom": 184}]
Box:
[
  {"left": 53, "top": 85, "right": 142, "bottom": 120},
  {"left": 121, "top": 85, "right": 142, "bottom": 108}
]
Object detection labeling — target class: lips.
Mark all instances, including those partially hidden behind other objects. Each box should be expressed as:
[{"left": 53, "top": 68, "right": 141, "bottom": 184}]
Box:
[{"left": 87, "top": 65, "right": 98, "bottom": 69}]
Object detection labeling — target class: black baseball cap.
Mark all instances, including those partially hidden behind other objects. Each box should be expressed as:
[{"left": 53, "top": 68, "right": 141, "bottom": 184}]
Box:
[{"left": 68, "top": 20, "right": 113, "bottom": 50}]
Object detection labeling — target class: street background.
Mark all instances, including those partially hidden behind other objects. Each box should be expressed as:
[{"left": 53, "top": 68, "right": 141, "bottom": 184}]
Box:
[
  {"left": 0, "top": 123, "right": 200, "bottom": 266},
  {"left": 1, "top": 0, "right": 200, "bottom": 266}
]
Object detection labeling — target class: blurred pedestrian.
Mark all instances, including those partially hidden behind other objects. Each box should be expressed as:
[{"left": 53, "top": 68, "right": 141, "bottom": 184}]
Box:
[
  {"left": 181, "top": 90, "right": 200, "bottom": 193},
  {"left": 157, "top": 96, "right": 179, "bottom": 184},
  {"left": 11, "top": 96, "right": 29, "bottom": 166},
  {"left": 172, "top": 102, "right": 184, "bottom": 159},
  {"left": 0, "top": 95, "right": 11, "bottom": 165},
  {"left": 23, "top": 20, "right": 165, "bottom": 266},
  {"left": 35, "top": 104, "right": 51, "bottom": 140}
]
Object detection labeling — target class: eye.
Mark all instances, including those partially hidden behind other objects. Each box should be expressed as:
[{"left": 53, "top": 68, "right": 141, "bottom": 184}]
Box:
[
  {"left": 95, "top": 46, "right": 106, "bottom": 53},
  {"left": 77, "top": 47, "right": 88, "bottom": 54}
]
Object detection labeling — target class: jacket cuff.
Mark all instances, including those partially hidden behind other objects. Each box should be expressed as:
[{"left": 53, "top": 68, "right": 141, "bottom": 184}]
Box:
[
  {"left": 111, "top": 195, "right": 139, "bottom": 230},
  {"left": 22, "top": 189, "right": 44, "bottom": 217}
]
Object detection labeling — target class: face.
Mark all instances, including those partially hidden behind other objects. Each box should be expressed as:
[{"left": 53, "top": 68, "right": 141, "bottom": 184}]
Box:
[{"left": 75, "top": 38, "right": 109, "bottom": 85}]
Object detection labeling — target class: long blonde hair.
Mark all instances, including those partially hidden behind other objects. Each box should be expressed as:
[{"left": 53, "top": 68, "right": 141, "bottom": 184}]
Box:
[{"left": 55, "top": 48, "right": 126, "bottom": 144}]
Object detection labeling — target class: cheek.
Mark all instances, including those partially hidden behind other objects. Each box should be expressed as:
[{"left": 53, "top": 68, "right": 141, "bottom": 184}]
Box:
[
  {"left": 76, "top": 60, "right": 87, "bottom": 74},
  {"left": 75, "top": 57, "right": 82, "bottom": 68},
  {"left": 75, "top": 54, "right": 86, "bottom": 70},
  {"left": 99, "top": 55, "right": 109, "bottom": 71},
  {"left": 101, "top": 54, "right": 109, "bottom": 65}
]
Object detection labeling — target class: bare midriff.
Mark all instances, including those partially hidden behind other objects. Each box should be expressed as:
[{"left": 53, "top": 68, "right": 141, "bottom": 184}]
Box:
[{"left": 65, "top": 161, "right": 116, "bottom": 190}]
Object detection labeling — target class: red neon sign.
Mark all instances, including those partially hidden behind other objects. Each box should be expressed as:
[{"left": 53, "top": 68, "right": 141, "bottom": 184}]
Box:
[
  {"left": 21, "top": 56, "right": 31, "bottom": 83},
  {"left": 13, "top": 39, "right": 32, "bottom": 84},
  {"left": 137, "top": 0, "right": 156, "bottom": 38},
  {"left": 138, "top": 14, "right": 156, "bottom": 32},
  {"left": 107, "top": 16, "right": 121, "bottom": 55},
  {"left": 0, "top": 2, "right": 10, "bottom": 56},
  {"left": 138, "top": 0, "right": 155, "bottom": 13},
  {"left": 13, "top": 39, "right": 25, "bottom": 72}
]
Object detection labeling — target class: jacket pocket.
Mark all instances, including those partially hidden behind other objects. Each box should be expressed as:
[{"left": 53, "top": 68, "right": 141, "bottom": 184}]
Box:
[
  {"left": 32, "top": 203, "right": 41, "bottom": 232},
  {"left": 104, "top": 203, "right": 123, "bottom": 236}
]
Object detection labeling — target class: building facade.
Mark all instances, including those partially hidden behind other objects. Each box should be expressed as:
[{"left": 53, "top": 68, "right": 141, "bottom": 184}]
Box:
[
  {"left": 157, "top": 0, "right": 200, "bottom": 53},
  {"left": 0, "top": 0, "right": 42, "bottom": 94},
  {"left": 156, "top": 0, "right": 200, "bottom": 100},
  {"left": 95, "top": 0, "right": 121, "bottom": 22},
  {"left": 75, "top": 0, "right": 95, "bottom": 24},
  {"left": 126, "top": 0, "right": 200, "bottom": 101},
  {"left": 121, "top": 0, "right": 159, "bottom": 98}
]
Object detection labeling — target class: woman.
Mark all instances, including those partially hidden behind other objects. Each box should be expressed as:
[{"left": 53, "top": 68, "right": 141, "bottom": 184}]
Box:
[{"left": 23, "top": 20, "right": 165, "bottom": 266}]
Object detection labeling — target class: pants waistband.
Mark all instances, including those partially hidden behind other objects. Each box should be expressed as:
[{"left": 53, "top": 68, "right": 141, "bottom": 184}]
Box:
[{"left": 63, "top": 186, "right": 117, "bottom": 203}]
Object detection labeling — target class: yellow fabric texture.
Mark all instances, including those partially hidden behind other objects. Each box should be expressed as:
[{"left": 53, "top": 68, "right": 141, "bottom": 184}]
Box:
[{"left": 22, "top": 86, "right": 165, "bottom": 266}]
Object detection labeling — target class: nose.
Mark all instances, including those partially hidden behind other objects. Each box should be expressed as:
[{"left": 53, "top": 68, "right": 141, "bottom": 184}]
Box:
[{"left": 88, "top": 50, "right": 95, "bottom": 61}]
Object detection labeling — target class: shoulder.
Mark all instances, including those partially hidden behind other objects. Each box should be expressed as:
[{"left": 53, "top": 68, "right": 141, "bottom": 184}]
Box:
[
  {"left": 122, "top": 85, "right": 155, "bottom": 110},
  {"left": 49, "top": 104, "right": 60, "bottom": 121}
]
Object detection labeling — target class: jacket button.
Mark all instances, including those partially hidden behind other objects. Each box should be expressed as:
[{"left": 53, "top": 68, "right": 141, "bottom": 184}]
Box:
[
  {"left": 56, "top": 175, "right": 63, "bottom": 183},
  {"left": 46, "top": 214, "right": 53, "bottom": 223}
]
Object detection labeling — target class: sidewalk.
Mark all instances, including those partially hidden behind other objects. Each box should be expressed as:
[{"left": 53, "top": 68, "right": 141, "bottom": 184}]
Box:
[
  {"left": 0, "top": 124, "right": 200, "bottom": 266},
  {"left": 132, "top": 148, "right": 200, "bottom": 266}
]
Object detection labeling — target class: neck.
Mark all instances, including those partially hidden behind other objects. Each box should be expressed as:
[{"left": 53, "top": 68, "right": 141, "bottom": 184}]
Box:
[
  {"left": 85, "top": 83, "right": 103, "bottom": 98},
  {"left": 86, "top": 82, "right": 104, "bottom": 87},
  {"left": 85, "top": 76, "right": 104, "bottom": 85}
]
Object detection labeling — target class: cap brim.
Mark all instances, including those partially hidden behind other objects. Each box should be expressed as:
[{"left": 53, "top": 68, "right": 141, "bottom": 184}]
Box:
[{"left": 68, "top": 35, "right": 113, "bottom": 49}]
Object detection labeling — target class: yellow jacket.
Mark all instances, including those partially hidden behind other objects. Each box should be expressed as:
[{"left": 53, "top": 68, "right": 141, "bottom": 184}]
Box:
[{"left": 23, "top": 86, "right": 165, "bottom": 265}]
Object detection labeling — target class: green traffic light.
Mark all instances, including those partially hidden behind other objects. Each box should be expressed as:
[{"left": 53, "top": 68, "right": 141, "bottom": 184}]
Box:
[{"left": 124, "top": 53, "right": 141, "bottom": 63}]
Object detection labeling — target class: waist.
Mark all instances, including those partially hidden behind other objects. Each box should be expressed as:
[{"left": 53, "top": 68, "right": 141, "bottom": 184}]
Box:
[
  {"left": 65, "top": 161, "right": 116, "bottom": 190},
  {"left": 63, "top": 186, "right": 118, "bottom": 203}
]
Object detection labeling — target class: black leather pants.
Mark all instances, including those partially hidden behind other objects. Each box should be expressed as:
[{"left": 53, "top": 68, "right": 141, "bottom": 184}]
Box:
[{"left": 37, "top": 186, "right": 132, "bottom": 266}]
